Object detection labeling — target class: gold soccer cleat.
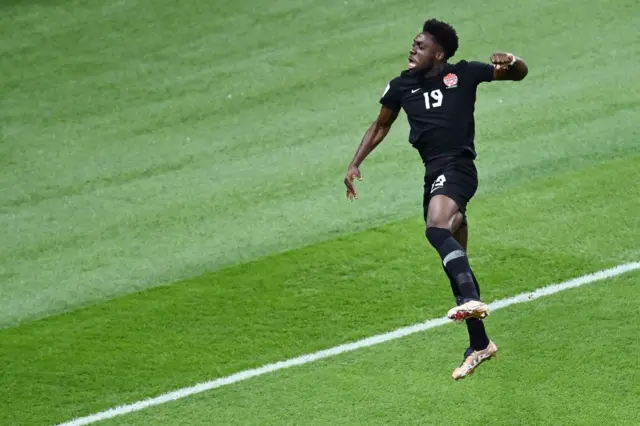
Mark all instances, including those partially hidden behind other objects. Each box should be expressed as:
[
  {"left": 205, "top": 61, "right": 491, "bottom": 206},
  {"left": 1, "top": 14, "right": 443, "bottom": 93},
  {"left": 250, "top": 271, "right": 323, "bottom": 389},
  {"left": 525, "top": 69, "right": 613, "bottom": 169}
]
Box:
[
  {"left": 447, "top": 300, "right": 489, "bottom": 322},
  {"left": 452, "top": 341, "right": 498, "bottom": 380}
]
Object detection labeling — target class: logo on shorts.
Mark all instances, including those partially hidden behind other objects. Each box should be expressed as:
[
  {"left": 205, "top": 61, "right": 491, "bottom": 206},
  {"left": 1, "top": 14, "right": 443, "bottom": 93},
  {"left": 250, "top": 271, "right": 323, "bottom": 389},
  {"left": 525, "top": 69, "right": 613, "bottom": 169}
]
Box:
[
  {"left": 443, "top": 73, "right": 458, "bottom": 89},
  {"left": 431, "top": 174, "right": 446, "bottom": 193}
]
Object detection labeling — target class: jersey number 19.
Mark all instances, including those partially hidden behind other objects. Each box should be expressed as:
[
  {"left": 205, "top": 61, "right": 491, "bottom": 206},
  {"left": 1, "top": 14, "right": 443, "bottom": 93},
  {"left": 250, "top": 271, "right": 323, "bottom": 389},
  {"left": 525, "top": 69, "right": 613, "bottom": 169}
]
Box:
[{"left": 423, "top": 89, "right": 443, "bottom": 110}]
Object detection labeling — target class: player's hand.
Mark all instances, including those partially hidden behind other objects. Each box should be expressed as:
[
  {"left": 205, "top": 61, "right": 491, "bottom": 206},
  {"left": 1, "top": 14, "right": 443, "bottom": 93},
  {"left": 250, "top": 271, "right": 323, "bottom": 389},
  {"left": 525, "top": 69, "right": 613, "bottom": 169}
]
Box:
[
  {"left": 490, "top": 52, "right": 515, "bottom": 70},
  {"left": 344, "top": 164, "right": 362, "bottom": 201}
]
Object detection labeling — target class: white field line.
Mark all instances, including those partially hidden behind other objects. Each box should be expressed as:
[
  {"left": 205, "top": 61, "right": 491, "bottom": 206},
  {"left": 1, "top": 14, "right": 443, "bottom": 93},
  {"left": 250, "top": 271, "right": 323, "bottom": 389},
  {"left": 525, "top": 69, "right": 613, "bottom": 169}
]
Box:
[{"left": 57, "top": 262, "right": 640, "bottom": 426}]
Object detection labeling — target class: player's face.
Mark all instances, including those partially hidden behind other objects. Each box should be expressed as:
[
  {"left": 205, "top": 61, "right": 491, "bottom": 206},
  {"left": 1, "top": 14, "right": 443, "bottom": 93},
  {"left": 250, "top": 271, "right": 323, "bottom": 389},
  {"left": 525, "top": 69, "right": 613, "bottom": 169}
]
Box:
[{"left": 408, "top": 33, "right": 443, "bottom": 71}]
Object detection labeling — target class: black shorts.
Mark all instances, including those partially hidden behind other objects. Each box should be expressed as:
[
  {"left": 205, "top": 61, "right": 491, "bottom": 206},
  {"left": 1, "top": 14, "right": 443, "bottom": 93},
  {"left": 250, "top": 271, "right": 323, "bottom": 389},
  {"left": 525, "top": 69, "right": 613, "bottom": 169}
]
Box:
[{"left": 423, "top": 157, "right": 478, "bottom": 221}]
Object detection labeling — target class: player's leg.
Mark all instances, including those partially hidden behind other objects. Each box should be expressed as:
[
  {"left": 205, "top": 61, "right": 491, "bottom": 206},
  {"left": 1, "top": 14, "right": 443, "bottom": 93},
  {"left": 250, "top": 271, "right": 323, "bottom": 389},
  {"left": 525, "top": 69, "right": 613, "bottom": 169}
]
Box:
[
  {"left": 451, "top": 216, "right": 467, "bottom": 246},
  {"left": 448, "top": 218, "right": 490, "bottom": 352},
  {"left": 450, "top": 218, "right": 481, "bottom": 300},
  {"left": 441, "top": 212, "right": 464, "bottom": 298},
  {"left": 428, "top": 206, "right": 496, "bottom": 379},
  {"left": 423, "top": 158, "right": 488, "bottom": 321},
  {"left": 425, "top": 194, "right": 484, "bottom": 310},
  {"left": 423, "top": 162, "right": 497, "bottom": 379}
]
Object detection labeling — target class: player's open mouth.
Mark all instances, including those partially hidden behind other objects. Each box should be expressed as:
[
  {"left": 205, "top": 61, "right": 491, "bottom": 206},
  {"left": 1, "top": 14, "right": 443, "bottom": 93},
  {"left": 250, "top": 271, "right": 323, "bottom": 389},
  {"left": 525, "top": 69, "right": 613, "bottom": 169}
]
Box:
[{"left": 408, "top": 56, "right": 416, "bottom": 68}]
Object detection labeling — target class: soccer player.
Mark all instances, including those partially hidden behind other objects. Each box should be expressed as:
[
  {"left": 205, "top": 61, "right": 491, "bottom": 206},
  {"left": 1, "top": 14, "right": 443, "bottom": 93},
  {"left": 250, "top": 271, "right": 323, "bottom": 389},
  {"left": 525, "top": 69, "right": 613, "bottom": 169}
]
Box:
[{"left": 343, "top": 19, "right": 528, "bottom": 379}]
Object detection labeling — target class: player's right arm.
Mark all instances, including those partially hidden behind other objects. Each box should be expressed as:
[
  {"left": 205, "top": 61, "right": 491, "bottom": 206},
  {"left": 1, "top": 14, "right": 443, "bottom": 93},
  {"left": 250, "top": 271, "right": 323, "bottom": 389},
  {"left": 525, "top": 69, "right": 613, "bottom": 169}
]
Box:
[{"left": 344, "top": 105, "right": 399, "bottom": 200}]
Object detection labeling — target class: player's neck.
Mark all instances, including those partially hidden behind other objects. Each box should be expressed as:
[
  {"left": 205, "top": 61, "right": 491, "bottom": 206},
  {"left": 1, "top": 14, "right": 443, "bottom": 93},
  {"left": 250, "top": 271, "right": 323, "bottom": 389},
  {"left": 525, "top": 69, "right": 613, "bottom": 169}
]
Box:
[{"left": 424, "top": 62, "right": 447, "bottom": 78}]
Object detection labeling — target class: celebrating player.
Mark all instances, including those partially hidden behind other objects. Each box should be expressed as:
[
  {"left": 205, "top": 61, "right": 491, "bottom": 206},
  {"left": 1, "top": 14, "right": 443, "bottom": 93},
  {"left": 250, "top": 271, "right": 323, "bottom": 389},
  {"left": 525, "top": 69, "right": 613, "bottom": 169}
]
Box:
[{"left": 344, "top": 19, "right": 528, "bottom": 379}]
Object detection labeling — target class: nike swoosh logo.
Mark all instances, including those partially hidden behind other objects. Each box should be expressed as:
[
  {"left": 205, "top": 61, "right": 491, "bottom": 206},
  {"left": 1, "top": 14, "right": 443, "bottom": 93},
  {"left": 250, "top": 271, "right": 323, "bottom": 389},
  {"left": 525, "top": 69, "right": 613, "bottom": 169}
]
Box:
[{"left": 411, "top": 88, "right": 421, "bottom": 93}]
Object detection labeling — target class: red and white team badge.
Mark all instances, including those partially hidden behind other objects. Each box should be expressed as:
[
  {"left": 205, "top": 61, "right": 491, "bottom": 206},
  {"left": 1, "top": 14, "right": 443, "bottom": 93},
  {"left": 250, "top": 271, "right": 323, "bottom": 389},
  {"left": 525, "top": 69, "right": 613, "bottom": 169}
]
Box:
[{"left": 443, "top": 73, "right": 458, "bottom": 89}]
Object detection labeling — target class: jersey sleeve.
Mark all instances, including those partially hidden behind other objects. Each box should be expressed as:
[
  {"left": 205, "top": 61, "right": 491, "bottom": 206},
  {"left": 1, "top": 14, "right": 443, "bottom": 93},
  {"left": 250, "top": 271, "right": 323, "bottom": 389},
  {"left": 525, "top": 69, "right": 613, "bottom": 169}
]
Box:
[
  {"left": 466, "top": 61, "right": 495, "bottom": 84},
  {"left": 379, "top": 77, "right": 403, "bottom": 111}
]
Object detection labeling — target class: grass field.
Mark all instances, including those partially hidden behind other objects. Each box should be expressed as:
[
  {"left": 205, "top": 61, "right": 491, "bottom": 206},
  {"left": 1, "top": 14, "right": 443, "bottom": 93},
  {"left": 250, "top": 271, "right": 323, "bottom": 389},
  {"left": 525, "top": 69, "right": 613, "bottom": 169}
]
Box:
[{"left": 1, "top": 0, "right": 639, "bottom": 424}]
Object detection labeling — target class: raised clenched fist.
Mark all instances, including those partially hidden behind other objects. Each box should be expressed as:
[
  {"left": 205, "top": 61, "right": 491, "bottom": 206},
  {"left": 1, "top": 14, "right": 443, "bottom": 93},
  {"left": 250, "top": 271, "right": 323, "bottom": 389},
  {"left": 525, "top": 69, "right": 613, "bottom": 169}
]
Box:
[{"left": 490, "top": 52, "right": 516, "bottom": 70}]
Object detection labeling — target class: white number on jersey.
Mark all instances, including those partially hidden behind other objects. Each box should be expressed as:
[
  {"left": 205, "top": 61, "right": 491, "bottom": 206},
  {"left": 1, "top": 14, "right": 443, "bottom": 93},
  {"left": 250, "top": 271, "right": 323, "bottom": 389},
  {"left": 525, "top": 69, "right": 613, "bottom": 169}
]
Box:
[{"left": 423, "top": 89, "right": 443, "bottom": 110}]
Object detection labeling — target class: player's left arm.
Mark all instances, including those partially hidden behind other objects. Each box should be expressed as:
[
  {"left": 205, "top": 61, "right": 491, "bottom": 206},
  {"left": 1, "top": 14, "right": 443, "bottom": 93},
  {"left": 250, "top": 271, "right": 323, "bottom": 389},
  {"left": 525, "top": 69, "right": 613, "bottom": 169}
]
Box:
[{"left": 491, "top": 52, "right": 528, "bottom": 81}]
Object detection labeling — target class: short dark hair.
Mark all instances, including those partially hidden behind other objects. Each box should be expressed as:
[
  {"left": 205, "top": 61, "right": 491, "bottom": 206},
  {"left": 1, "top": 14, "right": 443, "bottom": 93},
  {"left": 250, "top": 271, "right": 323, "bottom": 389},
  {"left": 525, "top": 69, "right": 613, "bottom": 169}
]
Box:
[{"left": 423, "top": 19, "right": 459, "bottom": 59}]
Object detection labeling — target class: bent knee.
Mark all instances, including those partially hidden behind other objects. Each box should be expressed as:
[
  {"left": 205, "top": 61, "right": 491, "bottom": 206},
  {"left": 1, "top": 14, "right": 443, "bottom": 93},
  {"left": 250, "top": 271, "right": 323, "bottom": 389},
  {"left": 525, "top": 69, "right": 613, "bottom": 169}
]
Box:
[
  {"left": 425, "top": 195, "right": 462, "bottom": 230},
  {"left": 426, "top": 211, "right": 464, "bottom": 230},
  {"left": 426, "top": 217, "right": 452, "bottom": 230}
]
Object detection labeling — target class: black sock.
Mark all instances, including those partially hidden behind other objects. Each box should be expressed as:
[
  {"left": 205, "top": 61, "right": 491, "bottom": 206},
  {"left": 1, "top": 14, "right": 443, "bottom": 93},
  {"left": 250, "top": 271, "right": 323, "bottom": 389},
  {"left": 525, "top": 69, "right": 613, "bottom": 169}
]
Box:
[
  {"left": 443, "top": 265, "right": 482, "bottom": 302},
  {"left": 466, "top": 318, "right": 490, "bottom": 350},
  {"left": 426, "top": 227, "right": 479, "bottom": 300},
  {"left": 442, "top": 264, "right": 460, "bottom": 299},
  {"left": 442, "top": 264, "right": 490, "bottom": 350},
  {"left": 470, "top": 270, "right": 481, "bottom": 299}
]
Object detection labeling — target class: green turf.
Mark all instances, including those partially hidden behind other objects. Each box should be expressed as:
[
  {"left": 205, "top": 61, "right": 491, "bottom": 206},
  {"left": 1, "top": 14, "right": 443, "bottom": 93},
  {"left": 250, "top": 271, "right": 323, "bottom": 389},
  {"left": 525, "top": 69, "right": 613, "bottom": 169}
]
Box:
[
  {"left": 1, "top": 0, "right": 639, "bottom": 424},
  {"left": 1, "top": 156, "right": 638, "bottom": 425},
  {"left": 100, "top": 272, "right": 640, "bottom": 426},
  {"left": 1, "top": 0, "right": 639, "bottom": 327}
]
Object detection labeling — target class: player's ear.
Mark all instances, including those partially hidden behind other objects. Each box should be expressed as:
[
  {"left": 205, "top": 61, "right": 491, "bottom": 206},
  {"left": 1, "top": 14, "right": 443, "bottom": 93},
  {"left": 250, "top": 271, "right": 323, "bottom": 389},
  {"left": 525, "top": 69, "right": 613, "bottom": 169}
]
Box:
[{"left": 436, "top": 51, "right": 445, "bottom": 61}]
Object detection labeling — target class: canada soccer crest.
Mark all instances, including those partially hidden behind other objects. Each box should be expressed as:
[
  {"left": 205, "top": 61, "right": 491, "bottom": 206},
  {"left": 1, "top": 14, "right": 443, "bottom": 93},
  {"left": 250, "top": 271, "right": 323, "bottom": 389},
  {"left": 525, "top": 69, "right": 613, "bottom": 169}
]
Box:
[{"left": 443, "top": 73, "right": 458, "bottom": 88}]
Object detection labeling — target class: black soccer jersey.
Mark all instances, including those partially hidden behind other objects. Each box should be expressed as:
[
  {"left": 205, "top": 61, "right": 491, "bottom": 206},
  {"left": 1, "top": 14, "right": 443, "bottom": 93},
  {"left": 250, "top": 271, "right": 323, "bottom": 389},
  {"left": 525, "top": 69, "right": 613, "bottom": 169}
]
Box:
[{"left": 380, "top": 60, "right": 494, "bottom": 164}]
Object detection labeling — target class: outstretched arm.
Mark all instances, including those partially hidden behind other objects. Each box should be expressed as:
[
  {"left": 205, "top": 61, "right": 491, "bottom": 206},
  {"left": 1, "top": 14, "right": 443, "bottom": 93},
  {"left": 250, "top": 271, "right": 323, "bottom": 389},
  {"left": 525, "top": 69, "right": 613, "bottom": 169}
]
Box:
[
  {"left": 344, "top": 105, "right": 399, "bottom": 200},
  {"left": 491, "top": 52, "right": 528, "bottom": 81}
]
